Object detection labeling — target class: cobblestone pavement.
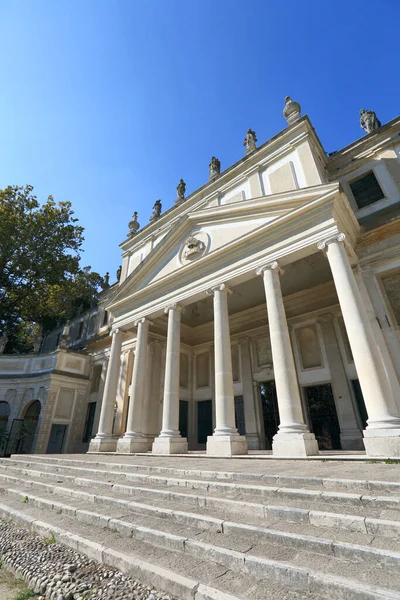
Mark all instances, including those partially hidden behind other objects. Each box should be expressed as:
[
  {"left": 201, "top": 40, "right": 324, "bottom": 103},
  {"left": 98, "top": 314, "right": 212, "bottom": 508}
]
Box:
[{"left": 0, "top": 520, "right": 175, "bottom": 600}]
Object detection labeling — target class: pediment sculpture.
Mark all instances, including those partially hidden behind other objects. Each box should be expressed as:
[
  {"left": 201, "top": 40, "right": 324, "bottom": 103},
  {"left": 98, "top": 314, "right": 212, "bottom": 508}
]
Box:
[{"left": 182, "top": 236, "right": 206, "bottom": 261}]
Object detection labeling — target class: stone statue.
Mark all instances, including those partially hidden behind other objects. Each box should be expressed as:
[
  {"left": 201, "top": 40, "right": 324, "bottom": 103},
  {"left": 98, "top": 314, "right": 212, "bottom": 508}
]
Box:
[
  {"left": 58, "top": 322, "right": 70, "bottom": 349},
  {"left": 102, "top": 272, "right": 110, "bottom": 289},
  {"left": 209, "top": 156, "right": 221, "bottom": 180},
  {"left": 0, "top": 333, "right": 8, "bottom": 354},
  {"left": 116, "top": 265, "right": 122, "bottom": 281},
  {"left": 176, "top": 179, "right": 186, "bottom": 201},
  {"left": 244, "top": 129, "right": 257, "bottom": 154},
  {"left": 128, "top": 212, "right": 140, "bottom": 237},
  {"left": 360, "top": 109, "right": 381, "bottom": 134},
  {"left": 150, "top": 200, "right": 162, "bottom": 222},
  {"left": 283, "top": 96, "right": 301, "bottom": 125},
  {"left": 33, "top": 331, "right": 43, "bottom": 354}
]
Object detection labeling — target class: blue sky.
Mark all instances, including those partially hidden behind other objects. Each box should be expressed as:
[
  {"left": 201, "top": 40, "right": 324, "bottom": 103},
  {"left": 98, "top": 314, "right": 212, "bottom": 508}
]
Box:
[{"left": 0, "top": 0, "right": 399, "bottom": 281}]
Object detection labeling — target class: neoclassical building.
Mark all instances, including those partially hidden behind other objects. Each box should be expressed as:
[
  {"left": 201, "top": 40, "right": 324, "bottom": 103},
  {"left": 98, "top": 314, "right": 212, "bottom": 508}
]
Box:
[{"left": 86, "top": 99, "right": 400, "bottom": 458}]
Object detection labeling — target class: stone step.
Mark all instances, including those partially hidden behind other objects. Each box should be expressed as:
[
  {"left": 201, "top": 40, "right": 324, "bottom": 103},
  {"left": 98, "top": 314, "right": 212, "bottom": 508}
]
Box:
[
  {"left": 6, "top": 485, "right": 400, "bottom": 573},
  {"left": 2, "top": 458, "right": 400, "bottom": 510},
  {"left": 1, "top": 460, "right": 400, "bottom": 524},
  {"left": 13, "top": 454, "right": 400, "bottom": 494},
  {"left": 1, "top": 486, "right": 400, "bottom": 599},
  {"left": 1, "top": 467, "right": 400, "bottom": 544}
]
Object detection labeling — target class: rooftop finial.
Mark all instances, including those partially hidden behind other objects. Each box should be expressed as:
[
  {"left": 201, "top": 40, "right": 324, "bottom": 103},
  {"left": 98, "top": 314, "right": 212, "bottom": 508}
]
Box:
[
  {"left": 283, "top": 96, "right": 301, "bottom": 125},
  {"left": 127, "top": 211, "right": 140, "bottom": 237}
]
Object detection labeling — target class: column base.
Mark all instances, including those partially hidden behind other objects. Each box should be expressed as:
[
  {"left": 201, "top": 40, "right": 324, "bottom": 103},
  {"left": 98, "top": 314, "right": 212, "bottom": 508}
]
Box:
[
  {"left": 152, "top": 436, "right": 188, "bottom": 454},
  {"left": 272, "top": 432, "right": 319, "bottom": 457},
  {"left": 116, "top": 436, "right": 149, "bottom": 454},
  {"left": 88, "top": 436, "right": 118, "bottom": 453},
  {"left": 363, "top": 429, "right": 400, "bottom": 457},
  {"left": 206, "top": 435, "right": 248, "bottom": 456},
  {"left": 340, "top": 430, "right": 364, "bottom": 451}
]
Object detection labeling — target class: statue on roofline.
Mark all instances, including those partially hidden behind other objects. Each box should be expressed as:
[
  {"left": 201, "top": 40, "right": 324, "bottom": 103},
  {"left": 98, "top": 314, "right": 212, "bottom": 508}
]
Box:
[
  {"left": 176, "top": 179, "right": 186, "bottom": 201},
  {"left": 360, "top": 109, "right": 381, "bottom": 134},
  {"left": 209, "top": 156, "right": 221, "bottom": 180},
  {"left": 244, "top": 128, "right": 257, "bottom": 154},
  {"left": 150, "top": 199, "right": 162, "bottom": 222},
  {"left": 128, "top": 211, "right": 140, "bottom": 237}
]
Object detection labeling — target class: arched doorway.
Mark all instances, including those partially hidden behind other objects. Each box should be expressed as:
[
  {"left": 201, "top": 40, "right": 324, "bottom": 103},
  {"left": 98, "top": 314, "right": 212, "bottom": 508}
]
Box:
[
  {"left": 18, "top": 400, "right": 41, "bottom": 453},
  {"left": 0, "top": 401, "right": 10, "bottom": 454}
]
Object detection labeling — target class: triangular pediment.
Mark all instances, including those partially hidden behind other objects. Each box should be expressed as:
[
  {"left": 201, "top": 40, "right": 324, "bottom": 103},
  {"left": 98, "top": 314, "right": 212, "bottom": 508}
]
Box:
[{"left": 112, "top": 183, "right": 340, "bottom": 308}]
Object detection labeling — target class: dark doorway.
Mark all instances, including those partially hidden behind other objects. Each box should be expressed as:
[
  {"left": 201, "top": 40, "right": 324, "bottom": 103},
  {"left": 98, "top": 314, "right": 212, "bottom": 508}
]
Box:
[
  {"left": 304, "top": 384, "right": 341, "bottom": 450},
  {"left": 351, "top": 379, "right": 368, "bottom": 429},
  {"left": 234, "top": 396, "right": 246, "bottom": 435},
  {"left": 47, "top": 424, "right": 68, "bottom": 454},
  {"left": 260, "top": 381, "right": 280, "bottom": 450},
  {"left": 179, "top": 400, "right": 189, "bottom": 439},
  {"left": 197, "top": 400, "right": 213, "bottom": 445},
  {"left": 82, "top": 402, "right": 96, "bottom": 443}
]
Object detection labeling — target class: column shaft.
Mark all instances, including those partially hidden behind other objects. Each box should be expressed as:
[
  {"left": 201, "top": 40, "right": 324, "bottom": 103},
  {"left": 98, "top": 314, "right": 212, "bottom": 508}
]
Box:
[
  {"left": 153, "top": 305, "right": 187, "bottom": 454},
  {"left": 89, "top": 329, "right": 123, "bottom": 452},
  {"left": 320, "top": 234, "right": 400, "bottom": 457},
  {"left": 259, "top": 263, "right": 318, "bottom": 456},
  {"left": 206, "top": 285, "right": 247, "bottom": 456},
  {"left": 117, "top": 319, "right": 150, "bottom": 453}
]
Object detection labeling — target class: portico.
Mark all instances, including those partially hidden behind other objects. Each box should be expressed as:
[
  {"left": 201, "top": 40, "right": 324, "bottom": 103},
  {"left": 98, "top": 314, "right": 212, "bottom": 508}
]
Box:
[{"left": 89, "top": 110, "right": 400, "bottom": 458}]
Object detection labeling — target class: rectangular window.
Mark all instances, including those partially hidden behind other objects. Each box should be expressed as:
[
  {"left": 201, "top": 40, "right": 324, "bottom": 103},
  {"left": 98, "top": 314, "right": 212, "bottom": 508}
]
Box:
[
  {"left": 82, "top": 402, "right": 96, "bottom": 443},
  {"left": 90, "top": 365, "right": 102, "bottom": 393},
  {"left": 77, "top": 321, "right": 84, "bottom": 340},
  {"left": 381, "top": 271, "right": 400, "bottom": 327},
  {"left": 102, "top": 310, "right": 108, "bottom": 327},
  {"left": 349, "top": 171, "right": 385, "bottom": 209}
]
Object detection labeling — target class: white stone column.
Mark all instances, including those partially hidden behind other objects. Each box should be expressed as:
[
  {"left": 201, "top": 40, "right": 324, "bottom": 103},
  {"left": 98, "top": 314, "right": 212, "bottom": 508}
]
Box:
[
  {"left": 117, "top": 319, "right": 150, "bottom": 453},
  {"left": 257, "top": 263, "right": 318, "bottom": 456},
  {"left": 206, "top": 284, "right": 248, "bottom": 456},
  {"left": 318, "top": 234, "right": 400, "bottom": 457},
  {"left": 89, "top": 329, "right": 123, "bottom": 452},
  {"left": 152, "top": 304, "right": 188, "bottom": 454}
]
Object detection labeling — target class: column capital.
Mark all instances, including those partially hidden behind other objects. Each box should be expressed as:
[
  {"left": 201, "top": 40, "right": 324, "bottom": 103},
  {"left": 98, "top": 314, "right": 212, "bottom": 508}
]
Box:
[
  {"left": 256, "top": 261, "right": 284, "bottom": 276},
  {"left": 317, "top": 232, "right": 346, "bottom": 251},
  {"left": 164, "top": 303, "right": 184, "bottom": 315},
  {"left": 110, "top": 328, "right": 120, "bottom": 336},
  {"left": 206, "top": 283, "right": 233, "bottom": 296},
  {"left": 238, "top": 336, "right": 251, "bottom": 345},
  {"left": 134, "top": 317, "right": 153, "bottom": 328}
]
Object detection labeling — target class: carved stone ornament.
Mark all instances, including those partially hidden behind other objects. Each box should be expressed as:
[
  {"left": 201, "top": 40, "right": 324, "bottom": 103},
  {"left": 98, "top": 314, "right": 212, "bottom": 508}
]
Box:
[
  {"left": 209, "top": 156, "right": 221, "bottom": 180},
  {"left": 283, "top": 96, "right": 301, "bottom": 125},
  {"left": 360, "top": 109, "right": 381, "bottom": 134},
  {"left": 244, "top": 129, "right": 257, "bottom": 154},
  {"left": 182, "top": 236, "right": 206, "bottom": 261},
  {"left": 175, "top": 179, "right": 186, "bottom": 204},
  {"left": 128, "top": 212, "right": 140, "bottom": 237},
  {"left": 150, "top": 200, "right": 162, "bottom": 222}
]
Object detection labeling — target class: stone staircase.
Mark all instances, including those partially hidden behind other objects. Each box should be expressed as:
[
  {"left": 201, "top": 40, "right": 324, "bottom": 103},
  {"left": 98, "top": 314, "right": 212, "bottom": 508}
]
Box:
[{"left": 0, "top": 455, "right": 399, "bottom": 599}]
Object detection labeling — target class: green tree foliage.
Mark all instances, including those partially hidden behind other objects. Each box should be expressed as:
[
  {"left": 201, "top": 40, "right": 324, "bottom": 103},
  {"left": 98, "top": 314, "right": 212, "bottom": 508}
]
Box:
[{"left": 0, "top": 185, "right": 103, "bottom": 353}]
